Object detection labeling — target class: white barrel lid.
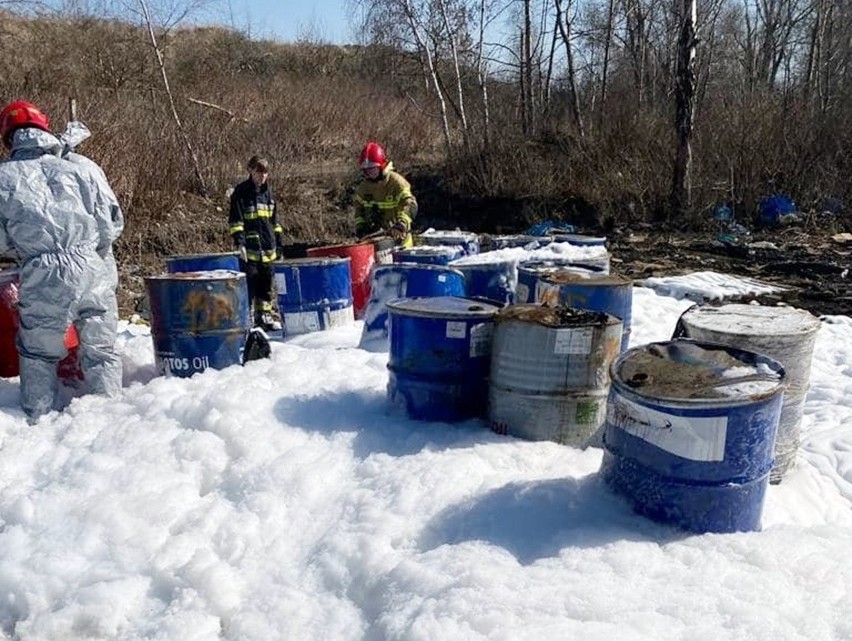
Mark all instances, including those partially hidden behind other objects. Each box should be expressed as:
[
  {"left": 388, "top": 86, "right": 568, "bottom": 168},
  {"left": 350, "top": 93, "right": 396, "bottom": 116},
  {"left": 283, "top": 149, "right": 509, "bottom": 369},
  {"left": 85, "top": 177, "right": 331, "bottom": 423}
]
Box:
[{"left": 681, "top": 303, "right": 821, "bottom": 337}]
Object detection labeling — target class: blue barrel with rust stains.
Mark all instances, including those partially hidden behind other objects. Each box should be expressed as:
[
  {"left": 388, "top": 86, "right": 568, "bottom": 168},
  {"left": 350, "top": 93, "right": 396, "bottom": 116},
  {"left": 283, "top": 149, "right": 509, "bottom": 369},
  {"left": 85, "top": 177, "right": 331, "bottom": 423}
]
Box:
[
  {"left": 361, "top": 264, "right": 467, "bottom": 348},
  {"left": 515, "top": 261, "right": 603, "bottom": 304},
  {"left": 601, "top": 340, "right": 787, "bottom": 533},
  {"left": 273, "top": 257, "right": 354, "bottom": 336},
  {"left": 145, "top": 270, "right": 250, "bottom": 377},
  {"left": 537, "top": 271, "right": 633, "bottom": 351},
  {"left": 450, "top": 258, "right": 518, "bottom": 306},
  {"left": 392, "top": 245, "right": 464, "bottom": 265},
  {"left": 417, "top": 230, "right": 480, "bottom": 256},
  {"left": 166, "top": 252, "right": 241, "bottom": 274},
  {"left": 387, "top": 297, "right": 500, "bottom": 421}
]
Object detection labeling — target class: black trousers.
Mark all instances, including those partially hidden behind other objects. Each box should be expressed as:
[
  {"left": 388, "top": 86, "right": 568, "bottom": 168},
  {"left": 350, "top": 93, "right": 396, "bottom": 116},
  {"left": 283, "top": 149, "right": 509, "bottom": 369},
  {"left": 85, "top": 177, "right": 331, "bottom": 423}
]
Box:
[{"left": 241, "top": 260, "right": 274, "bottom": 314}]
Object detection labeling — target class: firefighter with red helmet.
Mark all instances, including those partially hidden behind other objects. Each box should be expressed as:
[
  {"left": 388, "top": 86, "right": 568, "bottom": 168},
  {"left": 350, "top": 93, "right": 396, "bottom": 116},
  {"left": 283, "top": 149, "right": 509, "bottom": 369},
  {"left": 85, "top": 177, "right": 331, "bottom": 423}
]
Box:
[
  {"left": 0, "top": 100, "right": 123, "bottom": 420},
  {"left": 354, "top": 142, "right": 418, "bottom": 248}
]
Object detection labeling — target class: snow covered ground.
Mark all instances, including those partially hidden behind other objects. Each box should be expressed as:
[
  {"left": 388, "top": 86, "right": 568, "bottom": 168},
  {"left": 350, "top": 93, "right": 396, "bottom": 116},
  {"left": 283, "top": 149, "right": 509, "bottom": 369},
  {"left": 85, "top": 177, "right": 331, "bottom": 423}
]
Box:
[{"left": 0, "top": 274, "right": 851, "bottom": 641}]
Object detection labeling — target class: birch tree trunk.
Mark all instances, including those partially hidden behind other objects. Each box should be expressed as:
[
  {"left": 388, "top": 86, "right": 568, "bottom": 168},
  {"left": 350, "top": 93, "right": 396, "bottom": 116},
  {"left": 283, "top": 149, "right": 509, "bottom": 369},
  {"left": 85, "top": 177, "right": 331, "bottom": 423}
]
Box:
[{"left": 671, "top": 0, "right": 697, "bottom": 217}]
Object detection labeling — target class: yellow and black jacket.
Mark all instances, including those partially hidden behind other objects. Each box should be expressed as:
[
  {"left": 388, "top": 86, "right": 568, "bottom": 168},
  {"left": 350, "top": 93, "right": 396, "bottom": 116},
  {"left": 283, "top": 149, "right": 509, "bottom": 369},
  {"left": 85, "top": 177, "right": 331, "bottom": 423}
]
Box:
[
  {"left": 354, "top": 162, "right": 418, "bottom": 247},
  {"left": 229, "top": 178, "right": 283, "bottom": 263}
]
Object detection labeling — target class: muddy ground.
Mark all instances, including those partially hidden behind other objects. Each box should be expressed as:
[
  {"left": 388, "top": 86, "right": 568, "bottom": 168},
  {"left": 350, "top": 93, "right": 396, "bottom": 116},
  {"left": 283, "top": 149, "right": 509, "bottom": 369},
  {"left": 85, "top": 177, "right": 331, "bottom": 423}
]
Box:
[{"left": 608, "top": 216, "right": 852, "bottom": 317}]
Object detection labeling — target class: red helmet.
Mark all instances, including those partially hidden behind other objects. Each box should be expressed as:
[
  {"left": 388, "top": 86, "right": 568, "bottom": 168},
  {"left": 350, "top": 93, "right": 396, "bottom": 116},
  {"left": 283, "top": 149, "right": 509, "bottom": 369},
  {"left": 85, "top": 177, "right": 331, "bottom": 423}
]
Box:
[
  {"left": 359, "top": 141, "right": 388, "bottom": 174},
  {"left": 0, "top": 100, "right": 51, "bottom": 147}
]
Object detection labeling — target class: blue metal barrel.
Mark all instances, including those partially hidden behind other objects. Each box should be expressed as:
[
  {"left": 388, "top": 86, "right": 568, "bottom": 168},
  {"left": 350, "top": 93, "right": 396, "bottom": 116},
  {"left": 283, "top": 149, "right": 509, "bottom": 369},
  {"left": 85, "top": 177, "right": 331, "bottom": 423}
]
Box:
[
  {"left": 417, "top": 230, "right": 480, "bottom": 256},
  {"left": 392, "top": 245, "right": 464, "bottom": 265},
  {"left": 538, "top": 271, "right": 633, "bottom": 351},
  {"left": 450, "top": 258, "right": 518, "bottom": 305},
  {"left": 516, "top": 261, "right": 602, "bottom": 304},
  {"left": 165, "top": 252, "right": 241, "bottom": 273},
  {"left": 601, "top": 340, "right": 787, "bottom": 533},
  {"left": 361, "top": 265, "right": 467, "bottom": 347},
  {"left": 551, "top": 233, "right": 607, "bottom": 247},
  {"left": 273, "top": 257, "right": 354, "bottom": 336},
  {"left": 145, "top": 270, "right": 250, "bottom": 378},
  {"left": 387, "top": 296, "right": 501, "bottom": 421}
]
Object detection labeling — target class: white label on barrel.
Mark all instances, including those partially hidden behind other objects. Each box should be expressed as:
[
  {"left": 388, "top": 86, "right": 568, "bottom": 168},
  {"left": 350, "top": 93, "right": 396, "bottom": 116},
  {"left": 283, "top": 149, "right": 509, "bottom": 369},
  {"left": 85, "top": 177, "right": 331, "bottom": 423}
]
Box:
[
  {"left": 516, "top": 283, "right": 530, "bottom": 303},
  {"left": 554, "top": 328, "right": 593, "bottom": 354},
  {"left": 273, "top": 273, "right": 287, "bottom": 295},
  {"left": 470, "top": 323, "right": 493, "bottom": 357},
  {"left": 438, "top": 274, "right": 447, "bottom": 282},
  {"left": 609, "top": 395, "right": 728, "bottom": 462},
  {"left": 446, "top": 321, "right": 466, "bottom": 338}
]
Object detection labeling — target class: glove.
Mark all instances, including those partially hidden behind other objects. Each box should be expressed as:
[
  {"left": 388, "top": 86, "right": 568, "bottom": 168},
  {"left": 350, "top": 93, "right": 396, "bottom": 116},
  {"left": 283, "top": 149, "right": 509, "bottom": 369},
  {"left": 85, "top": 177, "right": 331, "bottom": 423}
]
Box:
[
  {"left": 389, "top": 220, "right": 408, "bottom": 241},
  {"left": 276, "top": 245, "right": 286, "bottom": 260},
  {"left": 237, "top": 245, "right": 247, "bottom": 262}
]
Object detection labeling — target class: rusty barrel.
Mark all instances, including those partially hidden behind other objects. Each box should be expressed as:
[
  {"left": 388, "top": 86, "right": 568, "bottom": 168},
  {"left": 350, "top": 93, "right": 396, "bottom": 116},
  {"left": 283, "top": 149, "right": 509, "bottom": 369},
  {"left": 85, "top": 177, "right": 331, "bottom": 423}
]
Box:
[
  {"left": 165, "top": 252, "right": 240, "bottom": 273},
  {"left": 601, "top": 340, "right": 787, "bottom": 533},
  {"left": 145, "top": 270, "right": 250, "bottom": 378},
  {"left": 488, "top": 305, "right": 623, "bottom": 446},
  {"left": 537, "top": 271, "right": 633, "bottom": 352},
  {"left": 676, "top": 303, "right": 821, "bottom": 482}
]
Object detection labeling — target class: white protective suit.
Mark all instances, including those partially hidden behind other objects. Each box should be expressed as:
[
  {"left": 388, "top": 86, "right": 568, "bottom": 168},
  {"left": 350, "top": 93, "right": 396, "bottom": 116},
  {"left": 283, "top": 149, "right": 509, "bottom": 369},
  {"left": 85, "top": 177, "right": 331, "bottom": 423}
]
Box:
[{"left": 0, "top": 125, "right": 124, "bottom": 418}]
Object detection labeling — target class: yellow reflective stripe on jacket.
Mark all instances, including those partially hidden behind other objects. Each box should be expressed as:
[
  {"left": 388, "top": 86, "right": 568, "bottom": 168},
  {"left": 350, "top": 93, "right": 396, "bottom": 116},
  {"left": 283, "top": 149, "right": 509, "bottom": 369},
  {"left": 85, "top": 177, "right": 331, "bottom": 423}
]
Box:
[
  {"left": 355, "top": 193, "right": 411, "bottom": 210},
  {"left": 229, "top": 223, "right": 245, "bottom": 234},
  {"left": 273, "top": 224, "right": 283, "bottom": 234},
  {"left": 243, "top": 204, "right": 275, "bottom": 220}
]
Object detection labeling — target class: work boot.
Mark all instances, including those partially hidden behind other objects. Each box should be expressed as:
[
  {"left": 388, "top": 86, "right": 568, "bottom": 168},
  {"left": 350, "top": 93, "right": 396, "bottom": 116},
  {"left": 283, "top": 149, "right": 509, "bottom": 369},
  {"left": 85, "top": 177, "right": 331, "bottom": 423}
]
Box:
[{"left": 255, "top": 311, "right": 282, "bottom": 332}]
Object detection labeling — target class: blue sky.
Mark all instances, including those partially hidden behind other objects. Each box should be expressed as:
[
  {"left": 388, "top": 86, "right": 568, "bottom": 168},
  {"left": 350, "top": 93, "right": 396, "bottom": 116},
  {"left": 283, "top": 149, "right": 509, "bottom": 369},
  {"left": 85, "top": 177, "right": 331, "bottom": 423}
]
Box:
[{"left": 216, "top": 0, "right": 359, "bottom": 44}]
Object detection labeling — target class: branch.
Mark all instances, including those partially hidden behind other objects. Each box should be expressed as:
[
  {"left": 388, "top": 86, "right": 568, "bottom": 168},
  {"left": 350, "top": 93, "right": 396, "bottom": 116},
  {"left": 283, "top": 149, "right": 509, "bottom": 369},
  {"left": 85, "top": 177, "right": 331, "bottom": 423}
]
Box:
[{"left": 185, "top": 97, "right": 249, "bottom": 122}]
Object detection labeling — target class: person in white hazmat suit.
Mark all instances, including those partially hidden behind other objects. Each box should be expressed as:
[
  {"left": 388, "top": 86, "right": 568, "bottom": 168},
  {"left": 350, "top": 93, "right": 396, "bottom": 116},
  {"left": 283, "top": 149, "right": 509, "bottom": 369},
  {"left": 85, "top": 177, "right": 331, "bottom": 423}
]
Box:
[{"left": 0, "top": 100, "right": 123, "bottom": 420}]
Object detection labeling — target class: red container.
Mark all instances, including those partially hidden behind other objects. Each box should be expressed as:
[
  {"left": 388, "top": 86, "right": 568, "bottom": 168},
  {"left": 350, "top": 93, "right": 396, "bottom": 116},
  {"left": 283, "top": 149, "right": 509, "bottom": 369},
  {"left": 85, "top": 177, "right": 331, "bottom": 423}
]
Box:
[
  {"left": 306, "top": 243, "right": 376, "bottom": 318},
  {"left": 0, "top": 269, "right": 83, "bottom": 381}
]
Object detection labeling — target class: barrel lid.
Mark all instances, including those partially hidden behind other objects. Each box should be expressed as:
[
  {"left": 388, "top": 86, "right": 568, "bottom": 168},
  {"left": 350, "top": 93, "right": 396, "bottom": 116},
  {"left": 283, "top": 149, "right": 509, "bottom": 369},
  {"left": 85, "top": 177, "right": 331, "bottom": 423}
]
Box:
[
  {"left": 146, "top": 269, "right": 245, "bottom": 281},
  {"left": 613, "top": 340, "right": 787, "bottom": 404},
  {"left": 497, "top": 304, "right": 619, "bottom": 328},
  {"left": 540, "top": 269, "right": 628, "bottom": 286},
  {"left": 386, "top": 296, "right": 500, "bottom": 318},
  {"left": 396, "top": 245, "right": 461, "bottom": 255},
  {"left": 551, "top": 234, "right": 607, "bottom": 245},
  {"left": 166, "top": 251, "right": 239, "bottom": 260},
  {"left": 418, "top": 230, "right": 479, "bottom": 240},
  {"left": 276, "top": 256, "right": 351, "bottom": 266},
  {"left": 518, "top": 261, "right": 597, "bottom": 277},
  {"left": 681, "top": 303, "right": 821, "bottom": 337}
]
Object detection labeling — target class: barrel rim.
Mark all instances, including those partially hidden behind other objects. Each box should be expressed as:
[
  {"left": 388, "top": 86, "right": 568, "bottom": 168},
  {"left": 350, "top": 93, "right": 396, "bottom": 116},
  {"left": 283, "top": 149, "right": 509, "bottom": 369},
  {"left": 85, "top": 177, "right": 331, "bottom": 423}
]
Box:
[
  {"left": 274, "top": 256, "right": 352, "bottom": 266},
  {"left": 386, "top": 295, "right": 500, "bottom": 318},
  {"left": 145, "top": 269, "right": 246, "bottom": 281},
  {"left": 166, "top": 251, "right": 240, "bottom": 260},
  {"left": 680, "top": 303, "right": 822, "bottom": 337},
  {"left": 610, "top": 339, "right": 788, "bottom": 407},
  {"left": 375, "top": 263, "right": 466, "bottom": 277}
]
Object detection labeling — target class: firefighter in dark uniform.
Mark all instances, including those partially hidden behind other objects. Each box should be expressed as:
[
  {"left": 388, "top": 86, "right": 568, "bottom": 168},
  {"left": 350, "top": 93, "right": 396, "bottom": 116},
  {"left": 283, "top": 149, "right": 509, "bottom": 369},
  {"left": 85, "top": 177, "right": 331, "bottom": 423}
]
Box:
[{"left": 229, "top": 155, "right": 284, "bottom": 332}]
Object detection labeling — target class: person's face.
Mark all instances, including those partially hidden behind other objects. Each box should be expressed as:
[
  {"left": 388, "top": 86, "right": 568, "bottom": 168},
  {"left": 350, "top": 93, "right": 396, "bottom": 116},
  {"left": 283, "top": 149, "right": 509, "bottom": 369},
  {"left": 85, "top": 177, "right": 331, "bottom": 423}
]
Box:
[
  {"left": 250, "top": 166, "right": 269, "bottom": 186},
  {"left": 363, "top": 166, "right": 381, "bottom": 180}
]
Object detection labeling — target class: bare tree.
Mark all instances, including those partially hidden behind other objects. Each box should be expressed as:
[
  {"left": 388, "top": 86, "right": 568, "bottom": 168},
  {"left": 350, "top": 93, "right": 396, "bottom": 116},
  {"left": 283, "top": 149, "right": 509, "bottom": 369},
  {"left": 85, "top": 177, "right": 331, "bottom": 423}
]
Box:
[{"left": 672, "top": 0, "right": 697, "bottom": 215}]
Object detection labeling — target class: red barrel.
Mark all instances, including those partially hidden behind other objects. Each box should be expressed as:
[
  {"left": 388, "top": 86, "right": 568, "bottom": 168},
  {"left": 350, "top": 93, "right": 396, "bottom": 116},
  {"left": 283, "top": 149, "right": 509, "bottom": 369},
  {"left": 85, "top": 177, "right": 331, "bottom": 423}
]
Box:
[
  {"left": 306, "top": 243, "right": 376, "bottom": 318},
  {"left": 0, "top": 269, "right": 83, "bottom": 381}
]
